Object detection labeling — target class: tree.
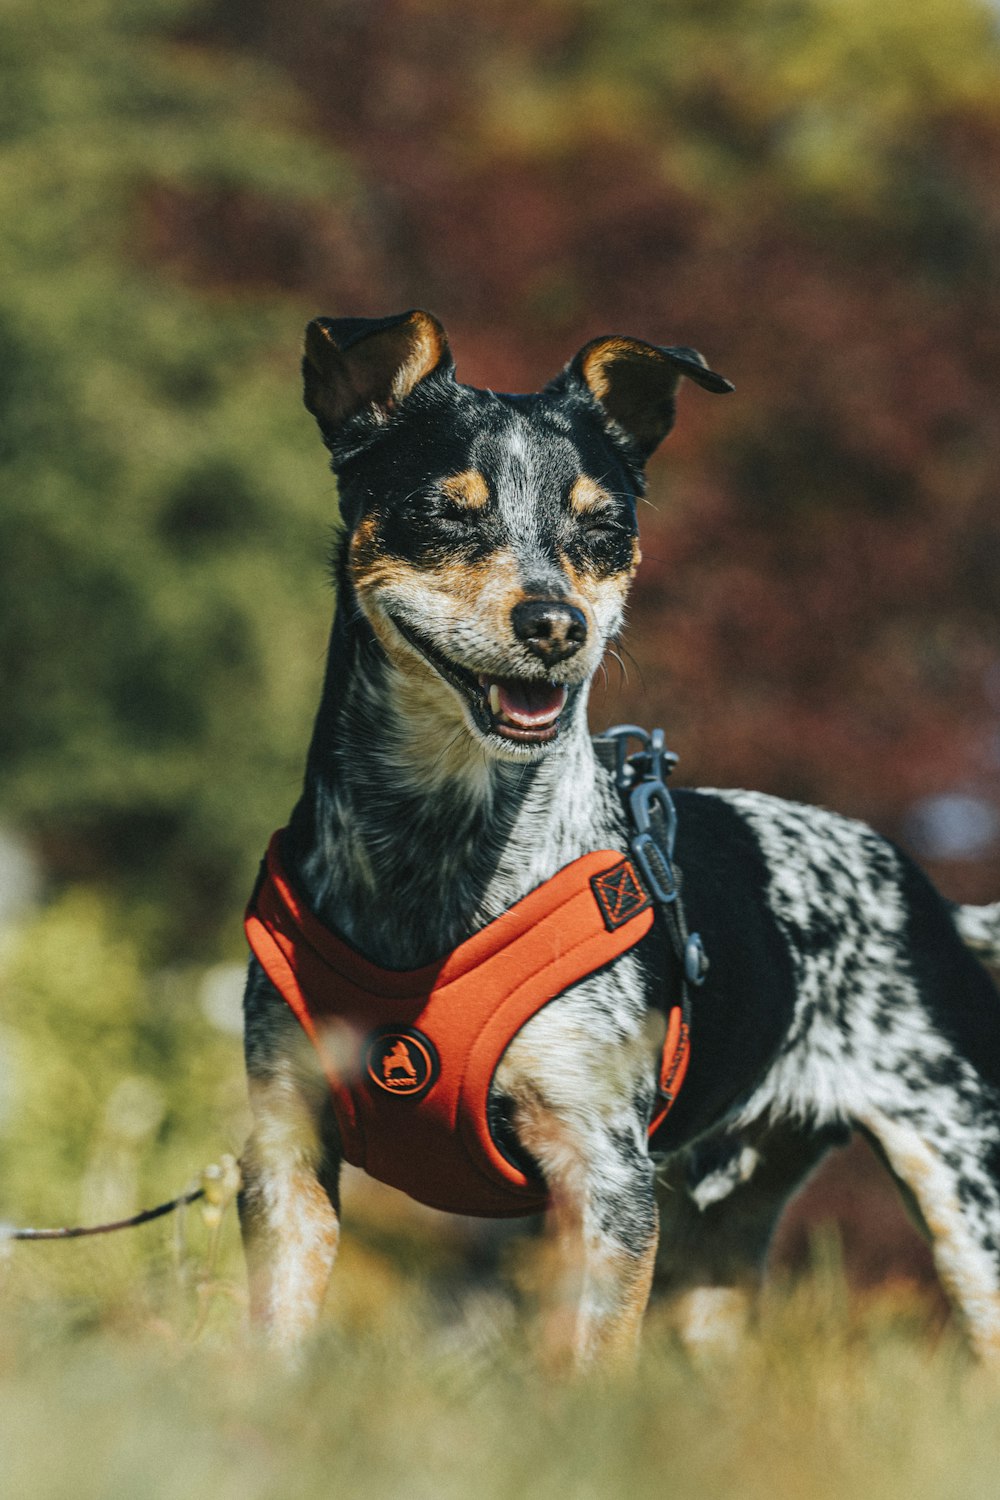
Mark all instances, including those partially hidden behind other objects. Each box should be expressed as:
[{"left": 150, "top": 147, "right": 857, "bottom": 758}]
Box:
[
  {"left": 196, "top": 0, "right": 1000, "bottom": 896},
  {"left": 6, "top": 0, "right": 1000, "bottom": 952},
  {"left": 0, "top": 0, "right": 352, "bottom": 952}
]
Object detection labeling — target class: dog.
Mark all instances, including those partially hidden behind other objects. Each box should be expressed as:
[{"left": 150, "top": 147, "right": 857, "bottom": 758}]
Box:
[{"left": 238, "top": 309, "right": 1000, "bottom": 1369}]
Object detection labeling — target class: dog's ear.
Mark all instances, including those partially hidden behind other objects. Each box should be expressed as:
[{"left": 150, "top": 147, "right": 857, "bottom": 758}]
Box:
[
  {"left": 557, "top": 336, "right": 733, "bottom": 464},
  {"left": 303, "top": 310, "right": 453, "bottom": 442}
]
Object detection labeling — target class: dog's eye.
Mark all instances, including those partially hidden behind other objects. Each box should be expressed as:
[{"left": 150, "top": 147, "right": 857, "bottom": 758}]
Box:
[
  {"left": 439, "top": 500, "right": 481, "bottom": 524},
  {"left": 580, "top": 518, "right": 620, "bottom": 544},
  {"left": 427, "top": 505, "right": 483, "bottom": 541}
]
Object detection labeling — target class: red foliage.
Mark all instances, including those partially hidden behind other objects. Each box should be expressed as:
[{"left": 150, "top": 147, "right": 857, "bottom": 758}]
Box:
[
  {"left": 150, "top": 0, "right": 1000, "bottom": 1290},
  {"left": 169, "top": 0, "right": 1000, "bottom": 1279},
  {"left": 166, "top": 2, "right": 1000, "bottom": 897}
]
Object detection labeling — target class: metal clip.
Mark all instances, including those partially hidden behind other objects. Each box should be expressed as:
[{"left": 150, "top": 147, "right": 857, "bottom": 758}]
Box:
[
  {"left": 631, "top": 831, "right": 677, "bottom": 904},
  {"left": 644, "top": 726, "right": 679, "bottom": 788},
  {"left": 599, "top": 722, "right": 684, "bottom": 907},
  {"left": 629, "top": 777, "right": 678, "bottom": 861},
  {"left": 599, "top": 723, "right": 651, "bottom": 794},
  {"left": 629, "top": 779, "right": 679, "bottom": 903},
  {"left": 599, "top": 723, "right": 678, "bottom": 790}
]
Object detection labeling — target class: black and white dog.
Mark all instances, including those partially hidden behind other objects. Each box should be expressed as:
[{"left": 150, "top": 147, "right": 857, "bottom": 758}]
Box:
[{"left": 239, "top": 310, "right": 1000, "bottom": 1368}]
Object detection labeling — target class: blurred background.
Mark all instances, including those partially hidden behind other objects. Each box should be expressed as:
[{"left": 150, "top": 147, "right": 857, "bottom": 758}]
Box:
[{"left": 3, "top": 0, "right": 1000, "bottom": 1317}]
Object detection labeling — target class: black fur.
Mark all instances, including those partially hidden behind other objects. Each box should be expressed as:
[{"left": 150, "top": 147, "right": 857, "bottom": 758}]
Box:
[{"left": 238, "top": 311, "right": 1000, "bottom": 1367}]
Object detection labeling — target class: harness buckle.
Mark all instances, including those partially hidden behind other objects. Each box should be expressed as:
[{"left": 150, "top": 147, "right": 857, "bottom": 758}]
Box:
[
  {"left": 594, "top": 721, "right": 707, "bottom": 1130},
  {"left": 598, "top": 723, "right": 681, "bottom": 796}
]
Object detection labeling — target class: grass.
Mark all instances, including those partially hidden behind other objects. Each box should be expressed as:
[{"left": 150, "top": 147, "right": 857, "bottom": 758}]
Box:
[
  {"left": 2, "top": 1203, "right": 999, "bottom": 1500},
  {"left": 3, "top": 900, "right": 998, "bottom": 1498}
]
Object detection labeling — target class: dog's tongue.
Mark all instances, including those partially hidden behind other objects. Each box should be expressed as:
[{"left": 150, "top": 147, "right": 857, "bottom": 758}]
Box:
[{"left": 495, "top": 679, "right": 568, "bottom": 728}]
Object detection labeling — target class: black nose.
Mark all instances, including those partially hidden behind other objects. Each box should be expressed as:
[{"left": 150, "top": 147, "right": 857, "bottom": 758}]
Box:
[{"left": 511, "top": 599, "right": 588, "bottom": 664}]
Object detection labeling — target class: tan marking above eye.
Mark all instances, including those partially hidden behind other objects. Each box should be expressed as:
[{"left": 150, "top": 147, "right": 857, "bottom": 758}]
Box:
[
  {"left": 440, "top": 470, "right": 490, "bottom": 510},
  {"left": 569, "top": 475, "right": 614, "bottom": 516}
]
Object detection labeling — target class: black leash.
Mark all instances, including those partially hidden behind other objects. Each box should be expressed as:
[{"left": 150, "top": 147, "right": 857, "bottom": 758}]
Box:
[
  {"left": 2, "top": 1157, "right": 240, "bottom": 1243},
  {"left": 5, "top": 1189, "right": 205, "bottom": 1241},
  {"left": 592, "top": 724, "right": 708, "bottom": 1113}
]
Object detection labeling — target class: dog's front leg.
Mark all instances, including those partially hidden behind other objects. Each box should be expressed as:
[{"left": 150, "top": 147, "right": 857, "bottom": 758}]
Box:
[
  {"left": 239, "top": 967, "right": 341, "bottom": 1354},
  {"left": 517, "top": 1097, "right": 659, "bottom": 1373}
]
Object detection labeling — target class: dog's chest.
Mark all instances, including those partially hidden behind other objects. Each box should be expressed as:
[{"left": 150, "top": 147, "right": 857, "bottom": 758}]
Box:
[
  {"left": 248, "top": 830, "right": 663, "bottom": 1214},
  {"left": 287, "top": 744, "right": 671, "bottom": 1178},
  {"left": 311, "top": 746, "right": 628, "bottom": 967},
  {"left": 493, "top": 946, "right": 657, "bottom": 1117}
]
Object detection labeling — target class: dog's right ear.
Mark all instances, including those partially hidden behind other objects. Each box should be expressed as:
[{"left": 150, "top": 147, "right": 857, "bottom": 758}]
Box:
[
  {"left": 303, "top": 310, "right": 453, "bottom": 447},
  {"left": 554, "top": 335, "right": 733, "bottom": 466}
]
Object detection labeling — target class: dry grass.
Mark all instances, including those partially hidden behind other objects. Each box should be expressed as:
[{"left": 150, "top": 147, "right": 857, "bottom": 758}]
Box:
[
  {"left": 3, "top": 898, "right": 998, "bottom": 1498},
  {"left": 2, "top": 1210, "right": 999, "bottom": 1500}
]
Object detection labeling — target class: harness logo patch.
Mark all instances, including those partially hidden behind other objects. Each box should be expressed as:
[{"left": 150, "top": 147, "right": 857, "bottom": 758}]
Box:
[
  {"left": 591, "top": 858, "right": 652, "bottom": 932},
  {"left": 365, "top": 1028, "right": 439, "bottom": 1099}
]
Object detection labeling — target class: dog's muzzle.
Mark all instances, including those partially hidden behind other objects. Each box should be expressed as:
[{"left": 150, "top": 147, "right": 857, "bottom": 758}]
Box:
[{"left": 389, "top": 615, "right": 575, "bottom": 745}]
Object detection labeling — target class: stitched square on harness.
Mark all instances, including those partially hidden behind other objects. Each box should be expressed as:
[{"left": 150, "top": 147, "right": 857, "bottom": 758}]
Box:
[{"left": 590, "top": 858, "right": 652, "bottom": 932}]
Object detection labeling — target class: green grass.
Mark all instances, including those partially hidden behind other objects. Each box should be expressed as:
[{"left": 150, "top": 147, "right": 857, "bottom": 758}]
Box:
[{"left": 2, "top": 1211, "right": 999, "bottom": 1500}]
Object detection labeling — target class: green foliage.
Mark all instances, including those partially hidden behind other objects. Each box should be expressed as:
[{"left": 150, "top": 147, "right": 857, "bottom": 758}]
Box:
[
  {"left": 0, "top": 887, "right": 246, "bottom": 1228},
  {"left": 5, "top": 0, "right": 1000, "bottom": 944},
  {"left": 0, "top": 0, "right": 346, "bottom": 954},
  {"left": 499, "top": 0, "right": 1000, "bottom": 209}
]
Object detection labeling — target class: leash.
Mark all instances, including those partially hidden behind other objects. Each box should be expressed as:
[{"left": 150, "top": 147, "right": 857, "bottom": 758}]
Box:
[
  {"left": 592, "top": 724, "right": 708, "bottom": 1116},
  {"left": 1, "top": 1156, "right": 241, "bottom": 1243}
]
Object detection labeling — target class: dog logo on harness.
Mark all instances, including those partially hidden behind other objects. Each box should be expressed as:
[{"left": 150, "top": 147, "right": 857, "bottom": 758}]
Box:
[{"left": 365, "top": 1028, "right": 438, "bottom": 1098}]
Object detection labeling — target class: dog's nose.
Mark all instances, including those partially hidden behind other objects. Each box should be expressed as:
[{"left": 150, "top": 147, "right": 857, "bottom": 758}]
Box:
[{"left": 511, "top": 599, "right": 588, "bottom": 663}]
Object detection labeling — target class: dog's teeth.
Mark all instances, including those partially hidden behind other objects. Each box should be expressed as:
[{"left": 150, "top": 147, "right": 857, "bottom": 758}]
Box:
[{"left": 488, "top": 684, "right": 501, "bottom": 716}]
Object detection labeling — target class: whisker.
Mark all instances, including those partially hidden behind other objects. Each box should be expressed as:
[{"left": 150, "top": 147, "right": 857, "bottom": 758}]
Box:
[
  {"left": 617, "top": 642, "right": 647, "bottom": 693},
  {"left": 607, "top": 648, "right": 629, "bottom": 687}
]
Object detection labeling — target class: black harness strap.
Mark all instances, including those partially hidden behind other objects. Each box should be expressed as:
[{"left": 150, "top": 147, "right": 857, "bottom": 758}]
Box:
[{"left": 592, "top": 725, "right": 708, "bottom": 1116}]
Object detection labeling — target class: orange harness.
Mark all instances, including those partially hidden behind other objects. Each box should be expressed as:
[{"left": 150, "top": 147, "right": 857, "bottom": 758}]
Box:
[{"left": 245, "top": 831, "right": 691, "bottom": 1217}]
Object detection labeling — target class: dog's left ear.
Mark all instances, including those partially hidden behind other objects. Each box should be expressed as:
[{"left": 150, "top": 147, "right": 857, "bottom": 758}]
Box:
[
  {"left": 303, "top": 309, "right": 453, "bottom": 447},
  {"left": 556, "top": 336, "right": 733, "bottom": 464}
]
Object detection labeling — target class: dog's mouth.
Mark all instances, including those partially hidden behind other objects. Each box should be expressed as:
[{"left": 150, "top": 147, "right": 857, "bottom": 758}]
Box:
[
  {"left": 478, "top": 676, "right": 569, "bottom": 741},
  {"left": 390, "top": 619, "right": 570, "bottom": 743}
]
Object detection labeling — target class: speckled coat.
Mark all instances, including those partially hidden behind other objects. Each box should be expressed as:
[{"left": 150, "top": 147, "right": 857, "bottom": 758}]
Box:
[{"left": 238, "top": 310, "right": 1000, "bottom": 1369}]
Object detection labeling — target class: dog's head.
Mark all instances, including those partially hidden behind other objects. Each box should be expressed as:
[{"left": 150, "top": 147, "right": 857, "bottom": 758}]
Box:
[{"left": 303, "top": 310, "right": 731, "bottom": 759}]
